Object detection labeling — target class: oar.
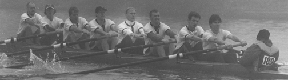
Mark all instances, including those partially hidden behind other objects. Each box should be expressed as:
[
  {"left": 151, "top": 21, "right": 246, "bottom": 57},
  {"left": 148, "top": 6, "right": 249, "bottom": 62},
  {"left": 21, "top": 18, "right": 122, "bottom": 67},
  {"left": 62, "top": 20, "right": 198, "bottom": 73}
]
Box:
[
  {"left": 6, "top": 35, "right": 117, "bottom": 57},
  {"left": 5, "top": 39, "right": 175, "bottom": 69},
  {"left": 0, "top": 31, "right": 62, "bottom": 44},
  {"left": 5, "top": 63, "right": 34, "bottom": 69},
  {"left": 4, "top": 35, "right": 117, "bottom": 69},
  {"left": 73, "top": 43, "right": 246, "bottom": 74},
  {"left": 55, "top": 40, "right": 177, "bottom": 62}
]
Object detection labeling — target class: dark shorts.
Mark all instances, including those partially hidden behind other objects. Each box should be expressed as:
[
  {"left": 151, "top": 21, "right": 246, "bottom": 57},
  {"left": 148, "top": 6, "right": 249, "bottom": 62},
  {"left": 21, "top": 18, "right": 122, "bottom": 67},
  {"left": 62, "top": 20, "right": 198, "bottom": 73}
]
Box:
[
  {"left": 116, "top": 36, "right": 145, "bottom": 55},
  {"left": 39, "top": 33, "right": 59, "bottom": 46},
  {"left": 176, "top": 42, "right": 203, "bottom": 60},
  {"left": 64, "top": 33, "right": 89, "bottom": 49},
  {"left": 17, "top": 27, "right": 40, "bottom": 44}
]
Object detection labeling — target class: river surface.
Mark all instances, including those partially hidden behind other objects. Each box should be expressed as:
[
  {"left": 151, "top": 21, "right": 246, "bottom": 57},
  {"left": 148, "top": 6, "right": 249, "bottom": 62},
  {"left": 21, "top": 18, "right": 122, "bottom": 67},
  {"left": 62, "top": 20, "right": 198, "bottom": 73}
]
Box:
[{"left": 0, "top": 0, "right": 287, "bottom": 80}]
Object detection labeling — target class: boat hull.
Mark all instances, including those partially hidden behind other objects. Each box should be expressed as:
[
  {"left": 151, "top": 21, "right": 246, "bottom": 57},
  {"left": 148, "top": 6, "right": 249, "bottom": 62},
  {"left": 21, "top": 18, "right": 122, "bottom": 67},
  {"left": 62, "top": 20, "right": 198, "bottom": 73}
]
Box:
[{"left": 1, "top": 43, "right": 288, "bottom": 79}]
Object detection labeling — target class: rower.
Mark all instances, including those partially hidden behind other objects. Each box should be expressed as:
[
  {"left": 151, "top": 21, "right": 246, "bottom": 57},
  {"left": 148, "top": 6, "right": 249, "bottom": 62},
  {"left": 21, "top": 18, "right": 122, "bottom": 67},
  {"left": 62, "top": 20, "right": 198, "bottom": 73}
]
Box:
[
  {"left": 144, "top": 9, "right": 177, "bottom": 57},
  {"left": 89, "top": 6, "right": 118, "bottom": 51},
  {"left": 39, "top": 4, "right": 64, "bottom": 46},
  {"left": 239, "top": 29, "right": 279, "bottom": 72},
  {"left": 175, "top": 11, "right": 205, "bottom": 61},
  {"left": 17, "top": 2, "right": 43, "bottom": 44},
  {"left": 202, "top": 14, "right": 246, "bottom": 63},
  {"left": 117, "top": 7, "right": 145, "bottom": 54},
  {"left": 63, "top": 6, "right": 91, "bottom": 50}
]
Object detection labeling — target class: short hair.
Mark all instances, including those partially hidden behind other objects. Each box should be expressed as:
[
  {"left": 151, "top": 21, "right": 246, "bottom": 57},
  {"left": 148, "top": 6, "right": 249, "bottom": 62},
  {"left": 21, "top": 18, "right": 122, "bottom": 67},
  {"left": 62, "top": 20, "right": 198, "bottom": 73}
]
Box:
[
  {"left": 188, "top": 11, "right": 201, "bottom": 20},
  {"left": 69, "top": 6, "right": 78, "bottom": 16},
  {"left": 26, "top": 2, "right": 35, "bottom": 8},
  {"left": 149, "top": 9, "right": 159, "bottom": 17},
  {"left": 44, "top": 4, "right": 56, "bottom": 15},
  {"left": 125, "top": 7, "right": 135, "bottom": 14},
  {"left": 95, "top": 6, "right": 107, "bottom": 13},
  {"left": 209, "top": 14, "right": 222, "bottom": 24},
  {"left": 257, "top": 29, "right": 270, "bottom": 41}
]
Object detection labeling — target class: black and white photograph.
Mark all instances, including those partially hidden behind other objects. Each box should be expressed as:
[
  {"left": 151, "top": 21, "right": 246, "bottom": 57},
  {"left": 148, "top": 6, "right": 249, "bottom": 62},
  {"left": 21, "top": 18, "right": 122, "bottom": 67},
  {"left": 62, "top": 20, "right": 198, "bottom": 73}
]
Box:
[{"left": 0, "top": 0, "right": 287, "bottom": 79}]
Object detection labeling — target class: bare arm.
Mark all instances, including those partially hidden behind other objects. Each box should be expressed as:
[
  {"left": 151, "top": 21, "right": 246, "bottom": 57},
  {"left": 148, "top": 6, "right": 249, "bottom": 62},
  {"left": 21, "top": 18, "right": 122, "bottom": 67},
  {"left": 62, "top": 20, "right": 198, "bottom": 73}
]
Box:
[
  {"left": 186, "top": 34, "right": 203, "bottom": 42},
  {"left": 110, "top": 24, "right": 118, "bottom": 32},
  {"left": 147, "top": 32, "right": 163, "bottom": 42},
  {"left": 165, "top": 29, "right": 176, "bottom": 39},
  {"left": 227, "top": 34, "right": 242, "bottom": 42},
  {"left": 93, "top": 27, "right": 109, "bottom": 35},
  {"left": 207, "top": 37, "right": 226, "bottom": 45},
  {"left": 24, "top": 18, "right": 41, "bottom": 29},
  {"left": 43, "top": 25, "right": 56, "bottom": 31},
  {"left": 69, "top": 25, "right": 83, "bottom": 33}
]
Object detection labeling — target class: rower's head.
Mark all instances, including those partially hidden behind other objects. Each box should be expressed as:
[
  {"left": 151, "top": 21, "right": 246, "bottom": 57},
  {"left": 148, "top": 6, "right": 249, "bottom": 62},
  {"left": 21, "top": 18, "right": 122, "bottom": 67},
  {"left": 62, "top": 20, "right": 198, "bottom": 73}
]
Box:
[
  {"left": 26, "top": 2, "right": 36, "bottom": 16},
  {"left": 149, "top": 9, "right": 160, "bottom": 26},
  {"left": 257, "top": 29, "right": 270, "bottom": 41},
  {"left": 95, "top": 6, "right": 107, "bottom": 20},
  {"left": 187, "top": 11, "right": 201, "bottom": 28},
  {"left": 69, "top": 6, "right": 79, "bottom": 23},
  {"left": 125, "top": 7, "right": 136, "bottom": 22},
  {"left": 209, "top": 14, "right": 222, "bottom": 33},
  {"left": 44, "top": 4, "right": 56, "bottom": 19}
]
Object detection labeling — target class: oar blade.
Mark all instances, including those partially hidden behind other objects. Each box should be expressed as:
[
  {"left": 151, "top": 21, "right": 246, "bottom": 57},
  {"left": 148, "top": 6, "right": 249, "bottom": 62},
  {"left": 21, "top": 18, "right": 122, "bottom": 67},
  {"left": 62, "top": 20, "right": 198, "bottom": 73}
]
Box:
[
  {"left": 5, "top": 49, "right": 45, "bottom": 69},
  {"left": 4, "top": 63, "right": 33, "bottom": 69},
  {"left": 0, "top": 53, "right": 9, "bottom": 68}
]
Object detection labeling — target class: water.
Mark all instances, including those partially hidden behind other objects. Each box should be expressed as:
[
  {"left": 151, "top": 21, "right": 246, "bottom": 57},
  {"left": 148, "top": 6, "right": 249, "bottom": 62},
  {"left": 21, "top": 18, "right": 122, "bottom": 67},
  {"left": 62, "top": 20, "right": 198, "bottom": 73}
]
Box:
[{"left": 0, "top": 0, "right": 287, "bottom": 79}]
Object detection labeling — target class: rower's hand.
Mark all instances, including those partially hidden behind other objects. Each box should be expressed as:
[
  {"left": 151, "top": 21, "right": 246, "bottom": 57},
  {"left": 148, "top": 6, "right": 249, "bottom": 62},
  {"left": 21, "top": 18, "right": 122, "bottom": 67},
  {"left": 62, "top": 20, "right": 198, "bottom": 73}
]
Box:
[
  {"left": 105, "top": 33, "right": 115, "bottom": 37},
  {"left": 44, "top": 25, "right": 55, "bottom": 31},
  {"left": 169, "top": 38, "right": 176, "bottom": 42},
  {"left": 225, "top": 45, "right": 233, "bottom": 49},
  {"left": 70, "top": 25, "right": 78, "bottom": 31},
  {"left": 25, "top": 18, "right": 35, "bottom": 26},
  {"left": 83, "top": 24, "right": 91, "bottom": 31},
  {"left": 55, "top": 29, "right": 63, "bottom": 32},
  {"left": 218, "top": 44, "right": 232, "bottom": 50},
  {"left": 139, "top": 34, "right": 145, "bottom": 38},
  {"left": 161, "top": 39, "right": 169, "bottom": 43},
  {"left": 82, "top": 29, "right": 91, "bottom": 35},
  {"left": 133, "top": 34, "right": 145, "bottom": 38},
  {"left": 217, "top": 41, "right": 226, "bottom": 46},
  {"left": 161, "top": 38, "right": 176, "bottom": 43},
  {"left": 240, "top": 41, "right": 247, "bottom": 47}
]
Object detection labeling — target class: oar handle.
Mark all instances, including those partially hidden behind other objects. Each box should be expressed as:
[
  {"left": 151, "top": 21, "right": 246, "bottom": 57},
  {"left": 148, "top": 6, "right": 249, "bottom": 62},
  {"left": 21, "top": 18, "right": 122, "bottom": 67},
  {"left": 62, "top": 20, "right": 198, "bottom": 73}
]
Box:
[
  {"left": 216, "top": 42, "right": 247, "bottom": 50},
  {"left": 121, "top": 40, "right": 177, "bottom": 52},
  {"left": 232, "top": 42, "right": 247, "bottom": 47}
]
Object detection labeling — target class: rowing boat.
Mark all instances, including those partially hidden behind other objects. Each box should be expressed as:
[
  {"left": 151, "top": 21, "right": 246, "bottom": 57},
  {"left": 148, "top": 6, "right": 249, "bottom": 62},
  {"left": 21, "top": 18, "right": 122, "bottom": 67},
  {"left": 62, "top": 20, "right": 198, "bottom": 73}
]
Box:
[{"left": 0, "top": 41, "right": 288, "bottom": 79}]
